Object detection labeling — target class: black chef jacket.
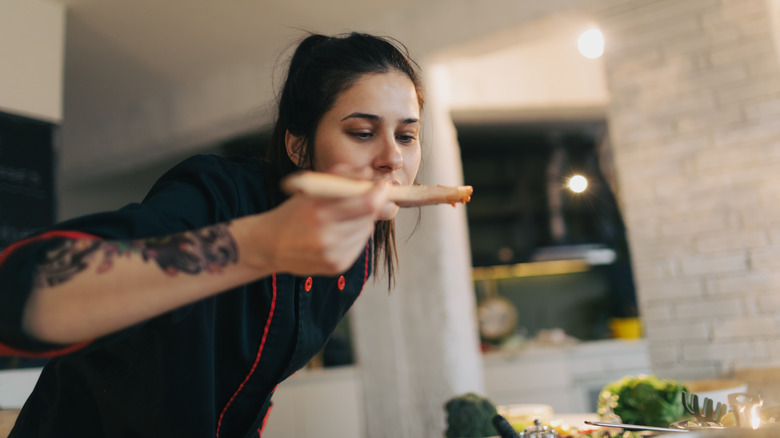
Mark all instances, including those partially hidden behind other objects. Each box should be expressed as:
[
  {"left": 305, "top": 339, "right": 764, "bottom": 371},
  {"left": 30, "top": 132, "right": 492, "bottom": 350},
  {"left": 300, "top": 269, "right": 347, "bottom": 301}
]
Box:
[{"left": 0, "top": 154, "right": 372, "bottom": 438}]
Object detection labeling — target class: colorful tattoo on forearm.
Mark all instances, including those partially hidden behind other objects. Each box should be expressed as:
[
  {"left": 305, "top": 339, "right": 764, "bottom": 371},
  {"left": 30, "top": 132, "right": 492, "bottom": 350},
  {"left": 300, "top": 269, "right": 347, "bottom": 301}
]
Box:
[{"left": 35, "top": 224, "right": 238, "bottom": 287}]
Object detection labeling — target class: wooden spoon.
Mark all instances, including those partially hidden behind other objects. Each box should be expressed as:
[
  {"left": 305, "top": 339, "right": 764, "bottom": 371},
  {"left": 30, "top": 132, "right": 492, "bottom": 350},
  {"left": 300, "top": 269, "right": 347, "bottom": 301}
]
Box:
[{"left": 281, "top": 171, "right": 473, "bottom": 207}]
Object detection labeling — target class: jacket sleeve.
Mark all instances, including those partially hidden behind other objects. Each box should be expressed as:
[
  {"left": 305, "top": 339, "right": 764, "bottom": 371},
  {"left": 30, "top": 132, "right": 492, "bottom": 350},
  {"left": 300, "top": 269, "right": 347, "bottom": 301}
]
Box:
[
  {"left": 0, "top": 232, "right": 97, "bottom": 357},
  {"left": 0, "top": 154, "right": 247, "bottom": 358}
]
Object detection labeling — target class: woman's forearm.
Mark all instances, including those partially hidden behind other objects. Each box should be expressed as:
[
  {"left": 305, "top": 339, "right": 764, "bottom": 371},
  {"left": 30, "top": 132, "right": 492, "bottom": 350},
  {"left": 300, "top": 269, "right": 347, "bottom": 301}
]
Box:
[
  {"left": 22, "top": 220, "right": 270, "bottom": 345},
  {"left": 20, "top": 184, "right": 387, "bottom": 345}
]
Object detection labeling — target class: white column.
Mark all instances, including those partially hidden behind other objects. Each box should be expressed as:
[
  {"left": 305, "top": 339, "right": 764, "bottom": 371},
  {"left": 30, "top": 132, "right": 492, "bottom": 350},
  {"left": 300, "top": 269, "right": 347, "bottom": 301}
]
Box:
[{"left": 350, "top": 63, "right": 484, "bottom": 438}]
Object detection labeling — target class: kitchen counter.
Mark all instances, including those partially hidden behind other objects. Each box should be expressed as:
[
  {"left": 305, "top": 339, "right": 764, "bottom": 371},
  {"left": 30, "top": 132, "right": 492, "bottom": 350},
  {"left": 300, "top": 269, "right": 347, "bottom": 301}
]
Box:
[
  {"left": 265, "top": 338, "right": 650, "bottom": 437},
  {"left": 0, "top": 339, "right": 649, "bottom": 438},
  {"left": 483, "top": 338, "right": 651, "bottom": 413}
]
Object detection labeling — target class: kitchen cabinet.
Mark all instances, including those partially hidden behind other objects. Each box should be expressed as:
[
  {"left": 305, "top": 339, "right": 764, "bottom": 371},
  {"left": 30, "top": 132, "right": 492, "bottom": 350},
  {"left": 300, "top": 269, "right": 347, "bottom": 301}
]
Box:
[
  {"left": 0, "top": 112, "right": 56, "bottom": 251},
  {"left": 483, "top": 339, "right": 651, "bottom": 413}
]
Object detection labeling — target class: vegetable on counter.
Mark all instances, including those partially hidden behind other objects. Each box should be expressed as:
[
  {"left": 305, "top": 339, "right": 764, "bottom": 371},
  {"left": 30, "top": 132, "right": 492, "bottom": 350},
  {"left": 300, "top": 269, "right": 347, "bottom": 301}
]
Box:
[
  {"left": 597, "top": 374, "right": 689, "bottom": 428},
  {"left": 444, "top": 392, "right": 499, "bottom": 438}
]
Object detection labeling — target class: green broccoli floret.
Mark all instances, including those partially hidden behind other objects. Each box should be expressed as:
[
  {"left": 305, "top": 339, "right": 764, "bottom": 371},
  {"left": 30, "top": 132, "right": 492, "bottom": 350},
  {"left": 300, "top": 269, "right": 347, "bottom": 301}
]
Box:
[
  {"left": 444, "top": 392, "right": 499, "bottom": 438},
  {"left": 598, "top": 375, "right": 688, "bottom": 427}
]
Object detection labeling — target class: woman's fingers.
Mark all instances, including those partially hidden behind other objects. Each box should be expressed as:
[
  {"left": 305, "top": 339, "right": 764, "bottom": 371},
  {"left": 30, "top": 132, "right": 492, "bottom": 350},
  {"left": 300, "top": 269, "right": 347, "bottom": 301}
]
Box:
[{"left": 255, "top": 181, "right": 389, "bottom": 276}]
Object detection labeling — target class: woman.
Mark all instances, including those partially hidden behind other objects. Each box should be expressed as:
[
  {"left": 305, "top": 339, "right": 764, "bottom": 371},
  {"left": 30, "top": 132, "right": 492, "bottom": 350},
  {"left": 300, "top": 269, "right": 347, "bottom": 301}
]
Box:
[{"left": 0, "top": 32, "right": 424, "bottom": 437}]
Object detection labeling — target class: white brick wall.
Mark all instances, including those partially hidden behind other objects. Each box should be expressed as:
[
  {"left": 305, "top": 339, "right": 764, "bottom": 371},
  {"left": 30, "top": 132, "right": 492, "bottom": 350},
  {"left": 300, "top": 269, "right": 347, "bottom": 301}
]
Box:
[{"left": 596, "top": 0, "right": 780, "bottom": 378}]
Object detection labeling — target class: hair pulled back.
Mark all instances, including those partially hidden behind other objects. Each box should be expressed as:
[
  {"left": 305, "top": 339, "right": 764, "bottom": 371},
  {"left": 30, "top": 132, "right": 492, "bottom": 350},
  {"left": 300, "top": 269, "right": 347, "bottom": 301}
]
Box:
[{"left": 265, "top": 32, "right": 424, "bottom": 288}]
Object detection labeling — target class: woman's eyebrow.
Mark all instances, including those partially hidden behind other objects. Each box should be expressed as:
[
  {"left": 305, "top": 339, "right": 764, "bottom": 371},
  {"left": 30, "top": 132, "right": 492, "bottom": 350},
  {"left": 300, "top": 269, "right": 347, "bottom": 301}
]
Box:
[
  {"left": 342, "top": 112, "right": 380, "bottom": 121},
  {"left": 341, "top": 113, "right": 420, "bottom": 125}
]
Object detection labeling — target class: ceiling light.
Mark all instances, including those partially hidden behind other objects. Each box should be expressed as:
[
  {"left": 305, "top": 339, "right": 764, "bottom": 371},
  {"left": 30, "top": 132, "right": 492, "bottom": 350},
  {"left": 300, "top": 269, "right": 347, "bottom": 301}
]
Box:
[
  {"left": 578, "top": 29, "right": 604, "bottom": 59},
  {"left": 568, "top": 175, "right": 588, "bottom": 193}
]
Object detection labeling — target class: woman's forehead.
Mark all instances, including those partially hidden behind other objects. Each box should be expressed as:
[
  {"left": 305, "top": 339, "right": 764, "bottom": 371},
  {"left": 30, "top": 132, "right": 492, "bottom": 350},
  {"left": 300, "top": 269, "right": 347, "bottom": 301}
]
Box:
[{"left": 330, "top": 71, "right": 420, "bottom": 119}]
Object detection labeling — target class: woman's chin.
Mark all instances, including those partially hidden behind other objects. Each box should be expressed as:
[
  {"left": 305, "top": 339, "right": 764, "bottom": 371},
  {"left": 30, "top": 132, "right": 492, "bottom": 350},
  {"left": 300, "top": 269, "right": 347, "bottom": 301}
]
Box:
[{"left": 378, "top": 203, "right": 400, "bottom": 221}]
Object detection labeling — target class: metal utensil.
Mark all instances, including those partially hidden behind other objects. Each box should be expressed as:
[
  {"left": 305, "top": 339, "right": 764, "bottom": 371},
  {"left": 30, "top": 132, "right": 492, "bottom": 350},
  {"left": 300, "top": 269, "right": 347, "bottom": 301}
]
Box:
[
  {"left": 682, "top": 391, "right": 728, "bottom": 424},
  {"left": 583, "top": 420, "right": 690, "bottom": 433}
]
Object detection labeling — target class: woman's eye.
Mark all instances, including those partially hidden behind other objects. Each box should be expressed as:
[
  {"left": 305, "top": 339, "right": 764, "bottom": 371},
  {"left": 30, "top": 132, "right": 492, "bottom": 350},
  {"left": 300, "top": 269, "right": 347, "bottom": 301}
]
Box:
[
  {"left": 396, "top": 134, "right": 416, "bottom": 144},
  {"left": 350, "top": 132, "right": 373, "bottom": 140}
]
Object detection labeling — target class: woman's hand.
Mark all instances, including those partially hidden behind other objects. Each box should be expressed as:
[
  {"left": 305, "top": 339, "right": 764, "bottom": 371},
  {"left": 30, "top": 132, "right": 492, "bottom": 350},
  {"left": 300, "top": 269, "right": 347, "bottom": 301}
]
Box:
[{"left": 237, "top": 178, "right": 390, "bottom": 276}]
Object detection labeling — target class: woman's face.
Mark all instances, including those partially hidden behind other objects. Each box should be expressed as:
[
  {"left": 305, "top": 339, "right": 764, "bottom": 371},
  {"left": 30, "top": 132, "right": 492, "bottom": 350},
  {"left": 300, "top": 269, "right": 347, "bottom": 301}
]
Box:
[{"left": 310, "top": 70, "right": 422, "bottom": 220}]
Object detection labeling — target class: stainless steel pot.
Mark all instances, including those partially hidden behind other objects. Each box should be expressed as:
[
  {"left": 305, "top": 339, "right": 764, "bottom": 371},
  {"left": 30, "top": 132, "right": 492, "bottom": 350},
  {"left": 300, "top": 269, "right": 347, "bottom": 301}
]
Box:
[{"left": 518, "top": 419, "right": 558, "bottom": 438}]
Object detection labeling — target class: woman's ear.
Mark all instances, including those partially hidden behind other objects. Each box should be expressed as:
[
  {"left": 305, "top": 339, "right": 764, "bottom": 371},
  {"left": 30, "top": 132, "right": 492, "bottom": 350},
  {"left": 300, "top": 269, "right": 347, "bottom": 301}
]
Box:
[{"left": 285, "top": 130, "right": 306, "bottom": 167}]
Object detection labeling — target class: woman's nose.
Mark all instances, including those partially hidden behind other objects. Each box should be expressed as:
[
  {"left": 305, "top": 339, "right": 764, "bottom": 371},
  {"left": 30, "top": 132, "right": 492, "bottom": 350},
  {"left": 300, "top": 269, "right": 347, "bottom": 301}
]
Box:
[{"left": 374, "top": 135, "right": 403, "bottom": 171}]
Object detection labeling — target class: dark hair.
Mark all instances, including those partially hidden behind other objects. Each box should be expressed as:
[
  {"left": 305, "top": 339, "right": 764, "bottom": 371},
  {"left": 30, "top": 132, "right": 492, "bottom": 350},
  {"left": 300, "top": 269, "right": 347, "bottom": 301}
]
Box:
[{"left": 264, "top": 32, "right": 424, "bottom": 288}]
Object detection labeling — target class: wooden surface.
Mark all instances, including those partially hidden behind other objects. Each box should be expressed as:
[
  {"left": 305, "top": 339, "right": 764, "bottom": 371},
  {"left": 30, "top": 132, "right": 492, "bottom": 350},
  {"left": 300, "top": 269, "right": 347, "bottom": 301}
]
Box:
[{"left": 0, "top": 409, "right": 19, "bottom": 438}]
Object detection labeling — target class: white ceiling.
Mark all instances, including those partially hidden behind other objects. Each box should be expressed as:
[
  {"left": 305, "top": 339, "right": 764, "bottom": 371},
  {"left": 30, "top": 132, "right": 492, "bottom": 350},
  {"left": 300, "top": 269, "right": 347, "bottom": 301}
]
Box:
[
  {"left": 44, "top": 0, "right": 601, "bottom": 186},
  {"left": 54, "top": 0, "right": 432, "bottom": 103},
  {"left": 52, "top": 0, "right": 594, "bottom": 103},
  {"left": 48, "top": 0, "right": 446, "bottom": 182}
]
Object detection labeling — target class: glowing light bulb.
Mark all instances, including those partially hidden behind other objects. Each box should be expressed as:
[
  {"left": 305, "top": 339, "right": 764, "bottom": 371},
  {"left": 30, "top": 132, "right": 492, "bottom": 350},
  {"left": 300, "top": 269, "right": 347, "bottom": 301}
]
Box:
[
  {"left": 568, "top": 175, "right": 588, "bottom": 193},
  {"left": 578, "top": 29, "right": 604, "bottom": 59}
]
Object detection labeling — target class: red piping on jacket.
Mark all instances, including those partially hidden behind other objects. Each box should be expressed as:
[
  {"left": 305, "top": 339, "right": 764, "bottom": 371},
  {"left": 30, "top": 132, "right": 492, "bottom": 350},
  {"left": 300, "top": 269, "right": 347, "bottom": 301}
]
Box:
[
  {"left": 0, "top": 230, "right": 97, "bottom": 266},
  {"left": 257, "top": 398, "right": 274, "bottom": 437},
  {"left": 0, "top": 339, "right": 92, "bottom": 358},
  {"left": 0, "top": 230, "right": 97, "bottom": 358},
  {"left": 216, "top": 273, "right": 278, "bottom": 438},
  {"left": 246, "top": 244, "right": 370, "bottom": 437}
]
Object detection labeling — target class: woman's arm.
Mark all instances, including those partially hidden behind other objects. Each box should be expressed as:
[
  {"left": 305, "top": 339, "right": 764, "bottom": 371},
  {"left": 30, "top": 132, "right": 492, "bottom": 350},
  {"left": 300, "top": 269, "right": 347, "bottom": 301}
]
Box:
[{"left": 21, "top": 182, "right": 389, "bottom": 345}]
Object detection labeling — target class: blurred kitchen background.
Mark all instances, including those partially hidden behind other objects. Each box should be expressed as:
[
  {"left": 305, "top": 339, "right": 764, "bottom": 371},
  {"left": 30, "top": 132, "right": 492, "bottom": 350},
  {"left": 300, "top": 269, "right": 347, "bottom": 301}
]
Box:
[{"left": 3, "top": 0, "right": 780, "bottom": 437}]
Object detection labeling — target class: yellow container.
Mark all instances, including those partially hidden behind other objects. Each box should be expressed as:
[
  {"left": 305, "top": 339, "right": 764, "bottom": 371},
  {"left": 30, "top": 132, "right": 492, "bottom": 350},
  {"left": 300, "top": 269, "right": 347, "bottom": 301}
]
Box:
[{"left": 608, "top": 317, "right": 642, "bottom": 339}]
